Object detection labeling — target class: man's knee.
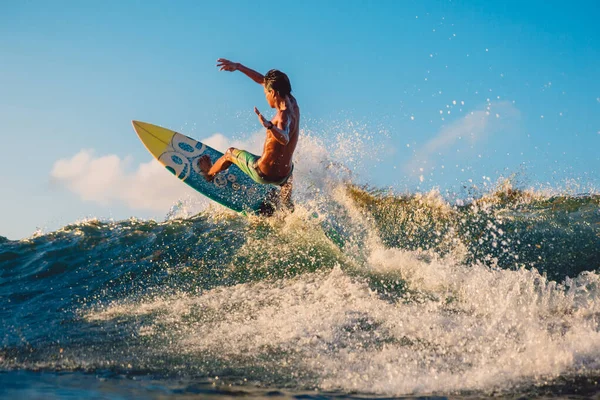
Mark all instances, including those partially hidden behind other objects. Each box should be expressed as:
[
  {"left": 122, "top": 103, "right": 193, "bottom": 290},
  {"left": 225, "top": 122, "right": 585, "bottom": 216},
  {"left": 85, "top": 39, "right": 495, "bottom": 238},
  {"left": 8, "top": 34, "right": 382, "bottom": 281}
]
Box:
[{"left": 225, "top": 147, "right": 236, "bottom": 160}]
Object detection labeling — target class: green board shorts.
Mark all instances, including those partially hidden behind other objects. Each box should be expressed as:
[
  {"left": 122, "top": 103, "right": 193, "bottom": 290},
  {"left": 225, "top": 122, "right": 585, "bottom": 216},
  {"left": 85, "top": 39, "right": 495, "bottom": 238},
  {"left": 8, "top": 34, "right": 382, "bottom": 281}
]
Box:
[{"left": 230, "top": 149, "right": 293, "bottom": 186}]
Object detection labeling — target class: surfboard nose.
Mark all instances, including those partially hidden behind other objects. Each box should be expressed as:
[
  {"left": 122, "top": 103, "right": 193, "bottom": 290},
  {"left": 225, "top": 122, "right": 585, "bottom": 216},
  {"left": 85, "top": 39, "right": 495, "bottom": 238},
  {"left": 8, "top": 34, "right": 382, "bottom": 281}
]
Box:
[{"left": 132, "top": 120, "right": 154, "bottom": 135}]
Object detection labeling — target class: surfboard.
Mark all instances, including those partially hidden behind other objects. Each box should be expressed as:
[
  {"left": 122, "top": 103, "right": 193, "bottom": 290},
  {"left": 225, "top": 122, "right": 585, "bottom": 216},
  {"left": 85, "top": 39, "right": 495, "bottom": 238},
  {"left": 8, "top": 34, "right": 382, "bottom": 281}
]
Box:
[{"left": 132, "top": 121, "right": 274, "bottom": 213}]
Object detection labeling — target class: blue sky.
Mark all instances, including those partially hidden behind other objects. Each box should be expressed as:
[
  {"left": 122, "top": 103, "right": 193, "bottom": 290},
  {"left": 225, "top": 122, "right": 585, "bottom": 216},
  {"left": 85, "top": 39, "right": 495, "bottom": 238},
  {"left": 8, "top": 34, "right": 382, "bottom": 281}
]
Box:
[{"left": 1, "top": 0, "right": 599, "bottom": 239}]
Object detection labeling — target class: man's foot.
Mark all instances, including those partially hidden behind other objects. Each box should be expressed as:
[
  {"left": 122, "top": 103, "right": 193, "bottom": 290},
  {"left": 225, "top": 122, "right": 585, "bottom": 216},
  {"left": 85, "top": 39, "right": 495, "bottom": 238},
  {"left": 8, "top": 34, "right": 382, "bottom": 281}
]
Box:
[{"left": 197, "top": 155, "right": 214, "bottom": 182}]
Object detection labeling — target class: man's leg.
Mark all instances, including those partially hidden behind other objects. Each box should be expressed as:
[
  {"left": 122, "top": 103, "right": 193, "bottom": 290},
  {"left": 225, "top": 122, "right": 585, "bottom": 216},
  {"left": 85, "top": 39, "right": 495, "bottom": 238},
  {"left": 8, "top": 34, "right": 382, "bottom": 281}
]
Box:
[
  {"left": 197, "top": 149, "right": 235, "bottom": 181},
  {"left": 279, "top": 175, "right": 294, "bottom": 212},
  {"left": 257, "top": 177, "right": 293, "bottom": 216}
]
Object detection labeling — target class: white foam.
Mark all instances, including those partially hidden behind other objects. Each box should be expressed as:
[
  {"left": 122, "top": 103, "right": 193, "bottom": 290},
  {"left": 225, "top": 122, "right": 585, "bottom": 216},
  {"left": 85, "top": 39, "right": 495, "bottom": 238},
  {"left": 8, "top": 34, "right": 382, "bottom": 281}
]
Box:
[{"left": 84, "top": 248, "right": 600, "bottom": 395}]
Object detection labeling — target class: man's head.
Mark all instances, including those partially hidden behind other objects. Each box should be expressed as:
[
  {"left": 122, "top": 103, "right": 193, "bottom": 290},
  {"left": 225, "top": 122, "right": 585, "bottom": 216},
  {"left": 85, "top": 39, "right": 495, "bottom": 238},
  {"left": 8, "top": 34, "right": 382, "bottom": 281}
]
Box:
[{"left": 264, "top": 69, "right": 292, "bottom": 108}]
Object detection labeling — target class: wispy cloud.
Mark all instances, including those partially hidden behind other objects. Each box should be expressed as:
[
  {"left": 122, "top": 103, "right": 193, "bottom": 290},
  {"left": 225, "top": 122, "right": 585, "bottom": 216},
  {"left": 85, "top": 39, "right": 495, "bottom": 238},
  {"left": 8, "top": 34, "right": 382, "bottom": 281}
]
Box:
[{"left": 405, "top": 101, "right": 520, "bottom": 178}]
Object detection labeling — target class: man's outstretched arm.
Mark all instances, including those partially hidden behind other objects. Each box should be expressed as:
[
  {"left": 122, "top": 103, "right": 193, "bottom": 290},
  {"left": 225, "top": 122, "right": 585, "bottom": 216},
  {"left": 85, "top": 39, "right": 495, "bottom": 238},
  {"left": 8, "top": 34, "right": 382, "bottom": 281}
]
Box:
[{"left": 217, "top": 58, "right": 264, "bottom": 85}]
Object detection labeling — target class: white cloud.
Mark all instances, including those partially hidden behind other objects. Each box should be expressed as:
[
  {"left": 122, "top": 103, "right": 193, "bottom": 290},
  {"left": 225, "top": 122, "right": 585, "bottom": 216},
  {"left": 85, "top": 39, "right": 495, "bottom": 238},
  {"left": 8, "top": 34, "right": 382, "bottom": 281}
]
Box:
[
  {"left": 202, "top": 132, "right": 264, "bottom": 155},
  {"left": 50, "top": 132, "right": 265, "bottom": 212},
  {"left": 51, "top": 149, "right": 199, "bottom": 211}
]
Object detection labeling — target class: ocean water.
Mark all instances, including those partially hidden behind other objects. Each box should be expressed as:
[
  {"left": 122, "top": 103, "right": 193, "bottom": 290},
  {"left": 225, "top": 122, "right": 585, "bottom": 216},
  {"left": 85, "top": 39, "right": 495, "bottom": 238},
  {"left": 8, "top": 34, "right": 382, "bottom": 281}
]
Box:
[
  {"left": 1, "top": 182, "right": 599, "bottom": 399},
  {"left": 1, "top": 133, "right": 600, "bottom": 399}
]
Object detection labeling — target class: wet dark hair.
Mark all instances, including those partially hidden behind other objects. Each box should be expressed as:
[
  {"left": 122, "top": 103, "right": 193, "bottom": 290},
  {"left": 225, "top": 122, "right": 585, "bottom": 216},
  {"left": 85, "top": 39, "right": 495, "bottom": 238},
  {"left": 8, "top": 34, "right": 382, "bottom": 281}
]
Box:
[{"left": 264, "top": 69, "right": 292, "bottom": 97}]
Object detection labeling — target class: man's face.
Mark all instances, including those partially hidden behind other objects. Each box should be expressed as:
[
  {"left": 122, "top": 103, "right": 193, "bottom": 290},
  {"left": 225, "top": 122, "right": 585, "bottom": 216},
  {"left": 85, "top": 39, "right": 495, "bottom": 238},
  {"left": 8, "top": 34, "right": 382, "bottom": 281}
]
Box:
[{"left": 264, "top": 87, "right": 276, "bottom": 108}]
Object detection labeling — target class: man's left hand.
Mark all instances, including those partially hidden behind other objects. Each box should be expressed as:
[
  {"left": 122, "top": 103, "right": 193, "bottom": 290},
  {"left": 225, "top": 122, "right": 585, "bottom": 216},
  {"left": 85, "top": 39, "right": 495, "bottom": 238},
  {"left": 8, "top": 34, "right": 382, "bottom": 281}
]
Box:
[{"left": 254, "top": 107, "right": 270, "bottom": 128}]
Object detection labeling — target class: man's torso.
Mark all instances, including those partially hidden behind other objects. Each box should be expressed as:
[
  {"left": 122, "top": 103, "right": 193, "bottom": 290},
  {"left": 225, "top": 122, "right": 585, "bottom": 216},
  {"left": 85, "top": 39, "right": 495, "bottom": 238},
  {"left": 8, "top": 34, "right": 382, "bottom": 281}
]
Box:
[{"left": 256, "top": 95, "right": 300, "bottom": 179}]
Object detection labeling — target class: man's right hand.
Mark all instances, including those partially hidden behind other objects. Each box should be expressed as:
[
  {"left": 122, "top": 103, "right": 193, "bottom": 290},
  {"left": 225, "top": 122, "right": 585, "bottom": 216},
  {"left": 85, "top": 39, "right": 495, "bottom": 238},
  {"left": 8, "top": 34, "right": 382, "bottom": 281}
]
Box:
[
  {"left": 216, "top": 59, "right": 264, "bottom": 85},
  {"left": 217, "top": 58, "right": 239, "bottom": 72}
]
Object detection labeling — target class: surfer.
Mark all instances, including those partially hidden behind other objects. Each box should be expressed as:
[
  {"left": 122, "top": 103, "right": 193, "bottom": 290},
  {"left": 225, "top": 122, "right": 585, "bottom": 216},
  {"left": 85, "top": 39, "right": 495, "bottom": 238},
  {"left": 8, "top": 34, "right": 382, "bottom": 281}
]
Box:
[{"left": 197, "top": 58, "right": 299, "bottom": 213}]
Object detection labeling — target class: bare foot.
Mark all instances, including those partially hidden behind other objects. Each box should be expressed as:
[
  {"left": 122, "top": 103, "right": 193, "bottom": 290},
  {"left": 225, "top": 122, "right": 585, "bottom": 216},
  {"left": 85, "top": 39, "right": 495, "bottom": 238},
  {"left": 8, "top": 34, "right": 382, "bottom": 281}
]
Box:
[{"left": 197, "top": 155, "right": 214, "bottom": 182}]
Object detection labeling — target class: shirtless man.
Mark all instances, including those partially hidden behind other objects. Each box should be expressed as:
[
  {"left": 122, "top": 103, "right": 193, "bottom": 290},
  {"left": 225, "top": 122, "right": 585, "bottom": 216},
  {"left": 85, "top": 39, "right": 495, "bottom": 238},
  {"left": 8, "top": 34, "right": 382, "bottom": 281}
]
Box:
[{"left": 198, "top": 58, "right": 300, "bottom": 213}]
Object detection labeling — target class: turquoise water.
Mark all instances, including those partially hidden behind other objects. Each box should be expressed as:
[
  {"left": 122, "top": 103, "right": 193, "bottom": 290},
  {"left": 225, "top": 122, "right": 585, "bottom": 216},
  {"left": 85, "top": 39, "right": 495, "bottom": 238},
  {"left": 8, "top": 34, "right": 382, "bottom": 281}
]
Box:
[{"left": 1, "top": 185, "right": 599, "bottom": 399}]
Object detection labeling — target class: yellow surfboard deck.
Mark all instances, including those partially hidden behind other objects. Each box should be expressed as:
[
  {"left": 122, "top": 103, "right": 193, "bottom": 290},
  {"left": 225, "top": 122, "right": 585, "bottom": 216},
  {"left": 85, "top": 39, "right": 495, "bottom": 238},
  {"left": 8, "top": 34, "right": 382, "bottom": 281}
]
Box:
[{"left": 132, "top": 121, "right": 273, "bottom": 213}]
